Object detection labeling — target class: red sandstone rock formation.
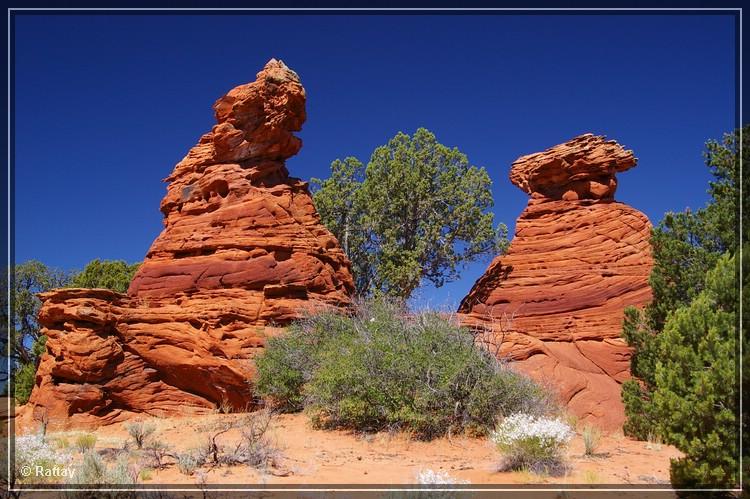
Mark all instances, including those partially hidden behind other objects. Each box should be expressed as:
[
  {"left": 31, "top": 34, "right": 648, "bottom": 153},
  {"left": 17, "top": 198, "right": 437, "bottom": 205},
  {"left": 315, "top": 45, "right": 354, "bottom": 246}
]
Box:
[
  {"left": 459, "top": 134, "right": 652, "bottom": 431},
  {"left": 24, "top": 60, "right": 354, "bottom": 429}
]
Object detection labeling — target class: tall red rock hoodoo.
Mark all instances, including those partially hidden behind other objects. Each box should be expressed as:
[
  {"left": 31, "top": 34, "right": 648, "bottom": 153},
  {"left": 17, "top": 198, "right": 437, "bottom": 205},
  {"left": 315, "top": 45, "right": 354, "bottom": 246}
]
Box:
[
  {"left": 25, "top": 60, "right": 355, "bottom": 429},
  {"left": 458, "top": 134, "right": 653, "bottom": 431}
]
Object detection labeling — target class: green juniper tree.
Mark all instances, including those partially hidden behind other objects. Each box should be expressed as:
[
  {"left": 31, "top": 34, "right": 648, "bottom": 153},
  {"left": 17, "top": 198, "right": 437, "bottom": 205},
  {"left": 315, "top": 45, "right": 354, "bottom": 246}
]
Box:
[
  {"left": 654, "top": 254, "right": 736, "bottom": 488},
  {"left": 312, "top": 128, "right": 507, "bottom": 299},
  {"left": 311, "top": 158, "right": 375, "bottom": 294},
  {"left": 9, "top": 258, "right": 140, "bottom": 403},
  {"left": 68, "top": 258, "right": 141, "bottom": 293},
  {"left": 10, "top": 260, "right": 70, "bottom": 403},
  {"left": 621, "top": 126, "right": 746, "bottom": 491}
]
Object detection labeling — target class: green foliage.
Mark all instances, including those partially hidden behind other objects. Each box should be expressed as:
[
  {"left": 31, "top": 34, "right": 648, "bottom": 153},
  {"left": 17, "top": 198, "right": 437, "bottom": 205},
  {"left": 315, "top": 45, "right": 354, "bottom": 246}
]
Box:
[
  {"left": 0, "top": 271, "right": 8, "bottom": 388},
  {"left": 622, "top": 126, "right": 744, "bottom": 489},
  {"left": 256, "top": 300, "right": 553, "bottom": 440},
  {"left": 647, "top": 212, "right": 724, "bottom": 329},
  {"left": 9, "top": 261, "right": 69, "bottom": 404},
  {"left": 654, "top": 254, "right": 737, "bottom": 488},
  {"left": 702, "top": 129, "right": 744, "bottom": 253},
  {"left": 645, "top": 127, "right": 742, "bottom": 330},
  {"left": 13, "top": 361, "right": 36, "bottom": 404},
  {"left": 139, "top": 468, "right": 153, "bottom": 481},
  {"left": 69, "top": 259, "right": 140, "bottom": 293},
  {"left": 312, "top": 128, "right": 507, "bottom": 299},
  {"left": 622, "top": 306, "right": 658, "bottom": 388},
  {"left": 621, "top": 378, "right": 658, "bottom": 441},
  {"left": 621, "top": 305, "right": 662, "bottom": 440},
  {"left": 74, "top": 433, "right": 97, "bottom": 453},
  {"left": 310, "top": 157, "right": 374, "bottom": 293},
  {"left": 11, "top": 260, "right": 70, "bottom": 364},
  {"left": 255, "top": 316, "right": 337, "bottom": 412},
  {"left": 742, "top": 241, "right": 750, "bottom": 496}
]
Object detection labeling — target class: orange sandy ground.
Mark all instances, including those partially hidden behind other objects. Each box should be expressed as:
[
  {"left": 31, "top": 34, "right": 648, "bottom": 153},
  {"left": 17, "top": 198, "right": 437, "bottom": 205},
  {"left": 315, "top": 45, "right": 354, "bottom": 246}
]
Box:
[{"left": 13, "top": 408, "right": 681, "bottom": 490}]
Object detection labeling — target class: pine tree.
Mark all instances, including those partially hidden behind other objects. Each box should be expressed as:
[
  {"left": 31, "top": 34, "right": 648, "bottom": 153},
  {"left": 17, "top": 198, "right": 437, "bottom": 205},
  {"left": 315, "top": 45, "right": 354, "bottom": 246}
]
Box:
[
  {"left": 312, "top": 128, "right": 507, "bottom": 299},
  {"left": 621, "top": 126, "right": 745, "bottom": 490}
]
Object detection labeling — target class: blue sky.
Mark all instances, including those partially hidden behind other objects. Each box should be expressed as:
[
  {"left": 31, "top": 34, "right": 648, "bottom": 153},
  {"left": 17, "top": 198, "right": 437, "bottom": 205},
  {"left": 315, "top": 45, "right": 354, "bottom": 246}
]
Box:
[{"left": 13, "top": 13, "right": 737, "bottom": 310}]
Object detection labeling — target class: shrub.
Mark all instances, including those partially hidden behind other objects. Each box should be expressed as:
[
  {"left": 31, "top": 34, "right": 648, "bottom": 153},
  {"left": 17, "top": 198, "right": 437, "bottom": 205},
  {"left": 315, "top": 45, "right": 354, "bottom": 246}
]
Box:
[
  {"left": 256, "top": 300, "right": 553, "bottom": 439},
  {"left": 622, "top": 127, "right": 744, "bottom": 490},
  {"left": 176, "top": 453, "right": 198, "bottom": 476},
  {"left": 582, "top": 425, "right": 601, "bottom": 456},
  {"left": 69, "top": 452, "right": 136, "bottom": 486},
  {"left": 237, "top": 409, "right": 279, "bottom": 468},
  {"left": 416, "top": 469, "right": 469, "bottom": 485},
  {"left": 625, "top": 253, "right": 739, "bottom": 488},
  {"left": 73, "top": 451, "right": 107, "bottom": 484},
  {"left": 256, "top": 310, "right": 353, "bottom": 412},
  {"left": 74, "top": 433, "right": 97, "bottom": 453},
  {"left": 218, "top": 396, "right": 235, "bottom": 414},
  {"left": 656, "top": 255, "right": 737, "bottom": 489},
  {"left": 14, "top": 434, "right": 73, "bottom": 484},
  {"left": 13, "top": 362, "right": 36, "bottom": 405},
  {"left": 52, "top": 436, "right": 70, "bottom": 450},
  {"left": 621, "top": 376, "right": 658, "bottom": 440},
  {"left": 106, "top": 456, "right": 137, "bottom": 485},
  {"left": 490, "top": 413, "right": 573, "bottom": 475},
  {"left": 197, "top": 410, "right": 279, "bottom": 470},
  {"left": 582, "top": 469, "right": 600, "bottom": 484},
  {"left": 143, "top": 440, "right": 172, "bottom": 470},
  {"left": 125, "top": 421, "right": 156, "bottom": 449}
]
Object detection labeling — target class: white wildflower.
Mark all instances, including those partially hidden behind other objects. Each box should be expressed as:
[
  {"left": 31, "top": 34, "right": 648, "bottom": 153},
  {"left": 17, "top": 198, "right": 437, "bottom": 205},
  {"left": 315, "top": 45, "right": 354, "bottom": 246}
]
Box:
[
  {"left": 490, "top": 413, "right": 573, "bottom": 451},
  {"left": 490, "top": 413, "right": 573, "bottom": 475},
  {"left": 14, "top": 434, "right": 73, "bottom": 481},
  {"left": 416, "top": 468, "right": 469, "bottom": 485}
]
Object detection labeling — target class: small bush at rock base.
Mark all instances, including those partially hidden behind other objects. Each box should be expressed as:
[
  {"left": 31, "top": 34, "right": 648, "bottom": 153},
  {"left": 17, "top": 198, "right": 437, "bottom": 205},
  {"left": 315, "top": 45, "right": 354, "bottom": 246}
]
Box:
[
  {"left": 256, "top": 299, "right": 554, "bottom": 440},
  {"left": 491, "top": 413, "right": 573, "bottom": 476}
]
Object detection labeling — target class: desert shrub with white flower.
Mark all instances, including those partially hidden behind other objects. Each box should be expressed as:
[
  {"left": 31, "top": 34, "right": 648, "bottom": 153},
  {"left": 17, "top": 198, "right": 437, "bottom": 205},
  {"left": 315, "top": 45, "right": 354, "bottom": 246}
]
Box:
[
  {"left": 490, "top": 413, "right": 573, "bottom": 475},
  {"left": 14, "top": 434, "right": 73, "bottom": 484},
  {"left": 416, "top": 468, "right": 469, "bottom": 485},
  {"left": 398, "top": 469, "right": 470, "bottom": 499}
]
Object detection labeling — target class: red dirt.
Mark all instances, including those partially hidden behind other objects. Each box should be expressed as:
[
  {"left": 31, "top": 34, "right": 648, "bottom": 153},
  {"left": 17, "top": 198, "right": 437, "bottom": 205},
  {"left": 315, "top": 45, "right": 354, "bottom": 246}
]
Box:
[{"left": 16, "top": 410, "right": 681, "bottom": 488}]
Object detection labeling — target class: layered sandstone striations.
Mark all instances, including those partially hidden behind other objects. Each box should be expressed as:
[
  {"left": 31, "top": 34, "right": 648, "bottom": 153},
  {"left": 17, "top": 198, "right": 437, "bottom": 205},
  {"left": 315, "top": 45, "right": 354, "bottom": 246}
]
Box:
[
  {"left": 25, "top": 60, "right": 354, "bottom": 428},
  {"left": 459, "top": 134, "right": 652, "bottom": 430}
]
